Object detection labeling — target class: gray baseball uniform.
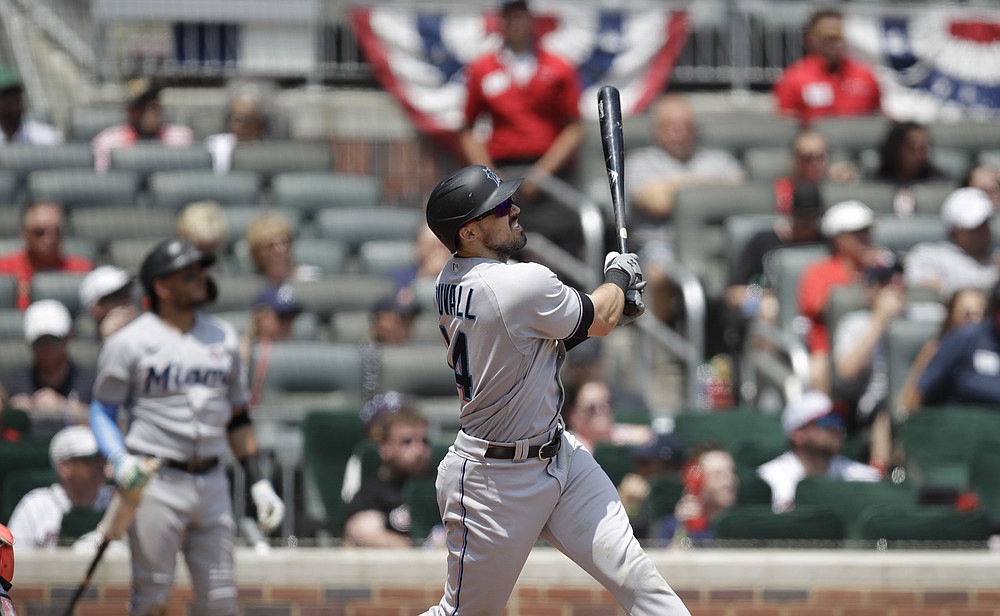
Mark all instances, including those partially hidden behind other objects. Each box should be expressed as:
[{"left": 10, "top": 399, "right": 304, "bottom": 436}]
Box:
[
  {"left": 93, "top": 311, "right": 246, "bottom": 615},
  {"left": 423, "top": 258, "right": 689, "bottom": 615}
]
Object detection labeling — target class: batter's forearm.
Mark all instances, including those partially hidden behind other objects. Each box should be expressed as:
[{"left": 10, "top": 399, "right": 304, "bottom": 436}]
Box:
[{"left": 587, "top": 284, "right": 625, "bottom": 336}]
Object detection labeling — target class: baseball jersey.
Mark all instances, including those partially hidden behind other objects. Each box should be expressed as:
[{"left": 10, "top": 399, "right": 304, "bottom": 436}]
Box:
[
  {"left": 92, "top": 312, "right": 248, "bottom": 461},
  {"left": 6, "top": 483, "right": 114, "bottom": 552},
  {"left": 435, "top": 258, "right": 589, "bottom": 443}
]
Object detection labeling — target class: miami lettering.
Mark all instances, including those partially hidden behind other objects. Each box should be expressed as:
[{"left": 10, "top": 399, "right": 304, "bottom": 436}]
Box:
[
  {"left": 435, "top": 283, "right": 477, "bottom": 321},
  {"left": 144, "top": 363, "right": 230, "bottom": 393}
]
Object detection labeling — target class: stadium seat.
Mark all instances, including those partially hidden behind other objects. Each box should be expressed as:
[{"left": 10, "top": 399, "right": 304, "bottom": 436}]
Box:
[
  {"left": 0, "top": 144, "right": 94, "bottom": 201},
  {"left": 731, "top": 440, "right": 786, "bottom": 473},
  {"left": 794, "top": 476, "right": 916, "bottom": 535},
  {"left": 742, "top": 147, "right": 791, "bottom": 181},
  {"left": 377, "top": 343, "right": 454, "bottom": 398},
  {"left": 911, "top": 182, "right": 958, "bottom": 215},
  {"left": 357, "top": 240, "right": 415, "bottom": 276},
  {"left": 768, "top": 244, "right": 829, "bottom": 334},
  {"left": 696, "top": 113, "right": 799, "bottom": 158},
  {"left": 405, "top": 475, "right": 442, "bottom": 542},
  {"left": 722, "top": 213, "right": 778, "bottom": 285},
  {"left": 110, "top": 146, "right": 214, "bottom": 187},
  {"left": 300, "top": 410, "right": 367, "bottom": 535},
  {"left": 970, "top": 445, "right": 1000, "bottom": 532},
  {"left": 271, "top": 172, "right": 382, "bottom": 214},
  {"left": 0, "top": 438, "right": 52, "bottom": 523},
  {"left": 148, "top": 170, "right": 263, "bottom": 210},
  {"left": 853, "top": 503, "right": 990, "bottom": 546},
  {"left": 884, "top": 318, "right": 940, "bottom": 417},
  {"left": 29, "top": 272, "right": 89, "bottom": 315},
  {"left": 711, "top": 504, "right": 845, "bottom": 544},
  {"left": 592, "top": 443, "right": 637, "bottom": 487},
  {"left": 68, "top": 207, "right": 176, "bottom": 245},
  {"left": 0, "top": 309, "right": 24, "bottom": 339},
  {"left": 672, "top": 408, "right": 783, "bottom": 452},
  {"left": 105, "top": 237, "right": 163, "bottom": 272},
  {"left": 252, "top": 341, "right": 365, "bottom": 412},
  {"left": 873, "top": 214, "right": 946, "bottom": 255},
  {"left": 980, "top": 149, "right": 1000, "bottom": 168},
  {"left": 60, "top": 506, "right": 105, "bottom": 541},
  {"left": 0, "top": 170, "right": 15, "bottom": 205},
  {"left": 26, "top": 168, "right": 140, "bottom": 211},
  {"left": 210, "top": 273, "right": 268, "bottom": 312},
  {"left": 0, "top": 208, "right": 19, "bottom": 236},
  {"left": 821, "top": 182, "right": 897, "bottom": 215},
  {"left": 315, "top": 207, "right": 423, "bottom": 255},
  {"left": 67, "top": 106, "right": 124, "bottom": 143},
  {"left": 1, "top": 467, "right": 58, "bottom": 525},
  {"left": 928, "top": 121, "right": 1000, "bottom": 155},
  {"left": 673, "top": 182, "right": 776, "bottom": 299},
  {"left": 735, "top": 468, "right": 773, "bottom": 506},
  {"left": 230, "top": 141, "right": 333, "bottom": 184},
  {"left": 0, "top": 277, "right": 17, "bottom": 310},
  {"left": 645, "top": 474, "right": 685, "bottom": 524},
  {"left": 813, "top": 116, "right": 888, "bottom": 156},
  {"left": 931, "top": 147, "right": 973, "bottom": 181},
  {"left": 210, "top": 308, "right": 320, "bottom": 341},
  {"left": 291, "top": 275, "right": 396, "bottom": 321},
  {"left": 899, "top": 405, "right": 1000, "bottom": 490}
]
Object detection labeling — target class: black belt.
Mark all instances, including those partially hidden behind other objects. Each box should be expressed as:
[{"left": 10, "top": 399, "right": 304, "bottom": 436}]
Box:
[
  {"left": 484, "top": 428, "right": 562, "bottom": 461},
  {"left": 162, "top": 456, "right": 220, "bottom": 474}
]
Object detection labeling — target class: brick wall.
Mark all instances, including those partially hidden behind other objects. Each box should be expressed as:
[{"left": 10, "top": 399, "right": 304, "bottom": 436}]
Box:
[{"left": 11, "top": 548, "right": 1000, "bottom": 615}]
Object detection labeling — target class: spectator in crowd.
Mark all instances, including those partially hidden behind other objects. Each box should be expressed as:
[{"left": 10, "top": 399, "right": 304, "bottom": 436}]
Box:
[
  {"left": 798, "top": 199, "right": 881, "bottom": 394},
  {"left": 832, "top": 250, "right": 906, "bottom": 428},
  {"left": 175, "top": 200, "right": 229, "bottom": 261},
  {"left": 772, "top": 130, "right": 856, "bottom": 215},
  {"left": 656, "top": 444, "right": 738, "bottom": 545},
  {"left": 617, "top": 432, "right": 686, "bottom": 540},
  {"left": 0, "top": 65, "right": 62, "bottom": 145},
  {"left": 726, "top": 182, "right": 825, "bottom": 338},
  {"left": 342, "top": 390, "right": 419, "bottom": 504},
  {"left": 6, "top": 425, "right": 113, "bottom": 552},
  {"left": 873, "top": 121, "right": 948, "bottom": 216},
  {"left": 391, "top": 225, "right": 452, "bottom": 307},
  {"left": 0, "top": 202, "right": 93, "bottom": 310},
  {"left": 905, "top": 187, "right": 998, "bottom": 300},
  {"left": 626, "top": 93, "right": 744, "bottom": 322},
  {"left": 912, "top": 279, "right": 1000, "bottom": 408},
  {"left": 460, "top": 0, "right": 583, "bottom": 253},
  {"left": 368, "top": 295, "right": 418, "bottom": 346},
  {"left": 757, "top": 390, "right": 881, "bottom": 513},
  {"left": 206, "top": 80, "right": 275, "bottom": 174},
  {"left": 898, "top": 287, "right": 987, "bottom": 416},
  {"left": 342, "top": 408, "right": 432, "bottom": 547},
  {"left": 243, "top": 284, "right": 303, "bottom": 408},
  {"left": 773, "top": 8, "right": 881, "bottom": 125},
  {"left": 92, "top": 77, "right": 194, "bottom": 173},
  {"left": 3, "top": 300, "right": 94, "bottom": 433},
  {"left": 560, "top": 379, "right": 652, "bottom": 453},
  {"left": 244, "top": 212, "right": 319, "bottom": 285},
  {"left": 78, "top": 265, "right": 136, "bottom": 342},
  {"left": 962, "top": 164, "right": 999, "bottom": 208}
]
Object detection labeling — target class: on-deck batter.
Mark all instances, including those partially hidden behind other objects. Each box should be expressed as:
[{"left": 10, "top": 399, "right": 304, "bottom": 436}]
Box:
[
  {"left": 90, "top": 239, "right": 284, "bottom": 616},
  {"left": 421, "top": 165, "right": 691, "bottom": 615}
]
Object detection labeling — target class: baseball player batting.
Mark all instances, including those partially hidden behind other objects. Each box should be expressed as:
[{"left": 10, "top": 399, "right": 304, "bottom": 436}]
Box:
[
  {"left": 421, "top": 165, "right": 689, "bottom": 615},
  {"left": 89, "top": 238, "right": 284, "bottom": 615}
]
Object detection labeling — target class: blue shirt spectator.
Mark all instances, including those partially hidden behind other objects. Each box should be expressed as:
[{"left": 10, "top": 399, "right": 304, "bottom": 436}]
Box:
[{"left": 916, "top": 320, "right": 1000, "bottom": 407}]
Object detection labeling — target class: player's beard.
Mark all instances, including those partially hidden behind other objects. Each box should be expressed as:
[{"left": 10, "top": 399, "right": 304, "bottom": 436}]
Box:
[{"left": 482, "top": 218, "right": 527, "bottom": 259}]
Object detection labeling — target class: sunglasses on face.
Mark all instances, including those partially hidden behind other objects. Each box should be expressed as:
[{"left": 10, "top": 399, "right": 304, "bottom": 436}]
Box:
[
  {"left": 27, "top": 226, "right": 62, "bottom": 238},
  {"left": 472, "top": 199, "right": 515, "bottom": 222}
]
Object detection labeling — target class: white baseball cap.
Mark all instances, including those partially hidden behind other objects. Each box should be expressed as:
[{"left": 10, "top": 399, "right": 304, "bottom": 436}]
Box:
[
  {"left": 941, "top": 187, "right": 993, "bottom": 230},
  {"left": 782, "top": 390, "right": 836, "bottom": 435},
  {"left": 821, "top": 200, "right": 875, "bottom": 238},
  {"left": 23, "top": 299, "right": 72, "bottom": 344},
  {"left": 79, "top": 265, "right": 133, "bottom": 311},
  {"left": 48, "top": 425, "right": 100, "bottom": 466}
]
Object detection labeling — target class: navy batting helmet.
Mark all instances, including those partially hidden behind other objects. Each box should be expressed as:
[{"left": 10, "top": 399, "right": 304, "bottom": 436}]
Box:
[
  {"left": 425, "top": 165, "right": 523, "bottom": 253},
  {"left": 139, "top": 238, "right": 217, "bottom": 298}
]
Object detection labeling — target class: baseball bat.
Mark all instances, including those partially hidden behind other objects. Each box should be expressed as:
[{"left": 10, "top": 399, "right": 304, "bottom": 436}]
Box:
[
  {"left": 597, "top": 85, "right": 628, "bottom": 254},
  {"left": 62, "top": 538, "right": 109, "bottom": 616}
]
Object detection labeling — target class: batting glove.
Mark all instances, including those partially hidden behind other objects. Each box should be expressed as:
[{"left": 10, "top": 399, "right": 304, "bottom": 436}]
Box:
[
  {"left": 110, "top": 451, "right": 155, "bottom": 492},
  {"left": 603, "top": 251, "right": 643, "bottom": 293},
  {"left": 620, "top": 281, "right": 647, "bottom": 326},
  {"left": 250, "top": 479, "right": 285, "bottom": 533}
]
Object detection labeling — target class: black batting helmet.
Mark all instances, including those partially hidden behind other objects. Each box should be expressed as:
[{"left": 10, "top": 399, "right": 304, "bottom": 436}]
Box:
[
  {"left": 139, "top": 238, "right": 216, "bottom": 297},
  {"left": 425, "top": 165, "right": 523, "bottom": 253}
]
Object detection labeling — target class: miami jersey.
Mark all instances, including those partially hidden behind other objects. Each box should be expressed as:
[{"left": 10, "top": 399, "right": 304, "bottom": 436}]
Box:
[
  {"left": 435, "top": 257, "right": 590, "bottom": 443},
  {"left": 92, "top": 312, "right": 248, "bottom": 461}
]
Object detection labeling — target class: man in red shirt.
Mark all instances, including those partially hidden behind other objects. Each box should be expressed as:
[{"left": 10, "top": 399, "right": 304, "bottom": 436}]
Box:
[
  {"left": 460, "top": 0, "right": 583, "bottom": 253},
  {"left": 797, "top": 199, "right": 879, "bottom": 394},
  {"left": 774, "top": 9, "right": 882, "bottom": 126},
  {"left": 0, "top": 202, "right": 93, "bottom": 310}
]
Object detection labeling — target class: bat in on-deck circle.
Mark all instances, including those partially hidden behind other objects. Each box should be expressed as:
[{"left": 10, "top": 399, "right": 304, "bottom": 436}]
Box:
[{"left": 597, "top": 85, "right": 643, "bottom": 316}]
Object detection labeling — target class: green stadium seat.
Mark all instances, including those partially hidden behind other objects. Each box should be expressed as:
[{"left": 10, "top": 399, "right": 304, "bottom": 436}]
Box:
[
  {"left": 911, "top": 182, "right": 959, "bottom": 215},
  {"left": 252, "top": 341, "right": 364, "bottom": 413},
  {"left": 300, "top": 410, "right": 367, "bottom": 535},
  {"left": 794, "top": 476, "right": 916, "bottom": 537},
  {"left": 735, "top": 468, "right": 772, "bottom": 506},
  {"left": 970, "top": 445, "right": 1000, "bottom": 533},
  {"left": 67, "top": 106, "right": 123, "bottom": 143},
  {"left": 813, "top": 116, "right": 888, "bottom": 156},
  {"left": 358, "top": 240, "right": 415, "bottom": 276},
  {"left": 821, "top": 182, "right": 897, "bottom": 215},
  {"left": 723, "top": 214, "right": 779, "bottom": 285},
  {"left": 68, "top": 207, "right": 176, "bottom": 245},
  {"left": 0, "top": 170, "right": 15, "bottom": 205},
  {"left": 110, "top": 145, "right": 214, "bottom": 187},
  {"left": 884, "top": 319, "right": 940, "bottom": 416},
  {"left": 711, "top": 504, "right": 845, "bottom": 545},
  {"left": 873, "top": 214, "right": 946, "bottom": 255},
  {"left": 60, "top": 506, "right": 106, "bottom": 541},
  {"left": 854, "top": 503, "right": 990, "bottom": 546},
  {"left": 646, "top": 474, "right": 684, "bottom": 522},
  {"left": 0, "top": 277, "right": 17, "bottom": 311},
  {"left": 928, "top": 121, "right": 1000, "bottom": 154},
  {"left": 230, "top": 141, "right": 333, "bottom": 184},
  {"left": 377, "top": 343, "right": 454, "bottom": 398},
  {"left": 105, "top": 237, "right": 163, "bottom": 272},
  {"left": 899, "top": 406, "right": 1000, "bottom": 490},
  {"left": 768, "top": 244, "right": 829, "bottom": 334},
  {"left": 0, "top": 144, "right": 94, "bottom": 201},
  {"left": 1, "top": 467, "right": 59, "bottom": 525},
  {"left": 291, "top": 275, "right": 396, "bottom": 321},
  {"left": 592, "top": 443, "right": 637, "bottom": 487},
  {"left": 0, "top": 438, "right": 53, "bottom": 523},
  {"left": 696, "top": 112, "right": 799, "bottom": 157},
  {"left": 315, "top": 207, "right": 422, "bottom": 255},
  {"left": 27, "top": 169, "right": 140, "bottom": 210},
  {"left": 148, "top": 170, "right": 263, "bottom": 210},
  {"left": 271, "top": 172, "right": 381, "bottom": 214},
  {"left": 210, "top": 309, "right": 320, "bottom": 341},
  {"left": 405, "top": 475, "right": 441, "bottom": 543},
  {"left": 672, "top": 408, "right": 783, "bottom": 452},
  {"left": 742, "top": 147, "right": 791, "bottom": 181},
  {"left": 29, "top": 272, "right": 89, "bottom": 316}
]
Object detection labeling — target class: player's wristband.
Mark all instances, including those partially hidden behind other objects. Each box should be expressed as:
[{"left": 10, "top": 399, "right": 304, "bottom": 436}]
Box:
[
  {"left": 603, "top": 268, "right": 630, "bottom": 294},
  {"left": 241, "top": 452, "right": 265, "bottom": 486},
  {"left": 227, "top": 409, "right": 253, "bottom": 432}
]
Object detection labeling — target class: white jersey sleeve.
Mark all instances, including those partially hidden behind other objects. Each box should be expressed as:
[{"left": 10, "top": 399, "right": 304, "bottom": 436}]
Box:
[
  {"left": 93, "top": 327, "right": 137, "bottom": 406},
  {"left": 492, "top": 262, "right": 587, "bottom": 347}
]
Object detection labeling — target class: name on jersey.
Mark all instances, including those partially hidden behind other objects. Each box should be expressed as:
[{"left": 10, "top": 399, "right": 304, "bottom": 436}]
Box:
[
  {"left": 435, "top": 283, "right": 477, "bottom": 320},
  {"left": 144, "top": 362, "right": 230, "bottom": 393}
]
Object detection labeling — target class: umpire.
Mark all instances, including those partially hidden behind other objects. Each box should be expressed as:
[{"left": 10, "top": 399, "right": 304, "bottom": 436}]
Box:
[{"left": 89, "top": 238, "right": 284, "bottom": 615}]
